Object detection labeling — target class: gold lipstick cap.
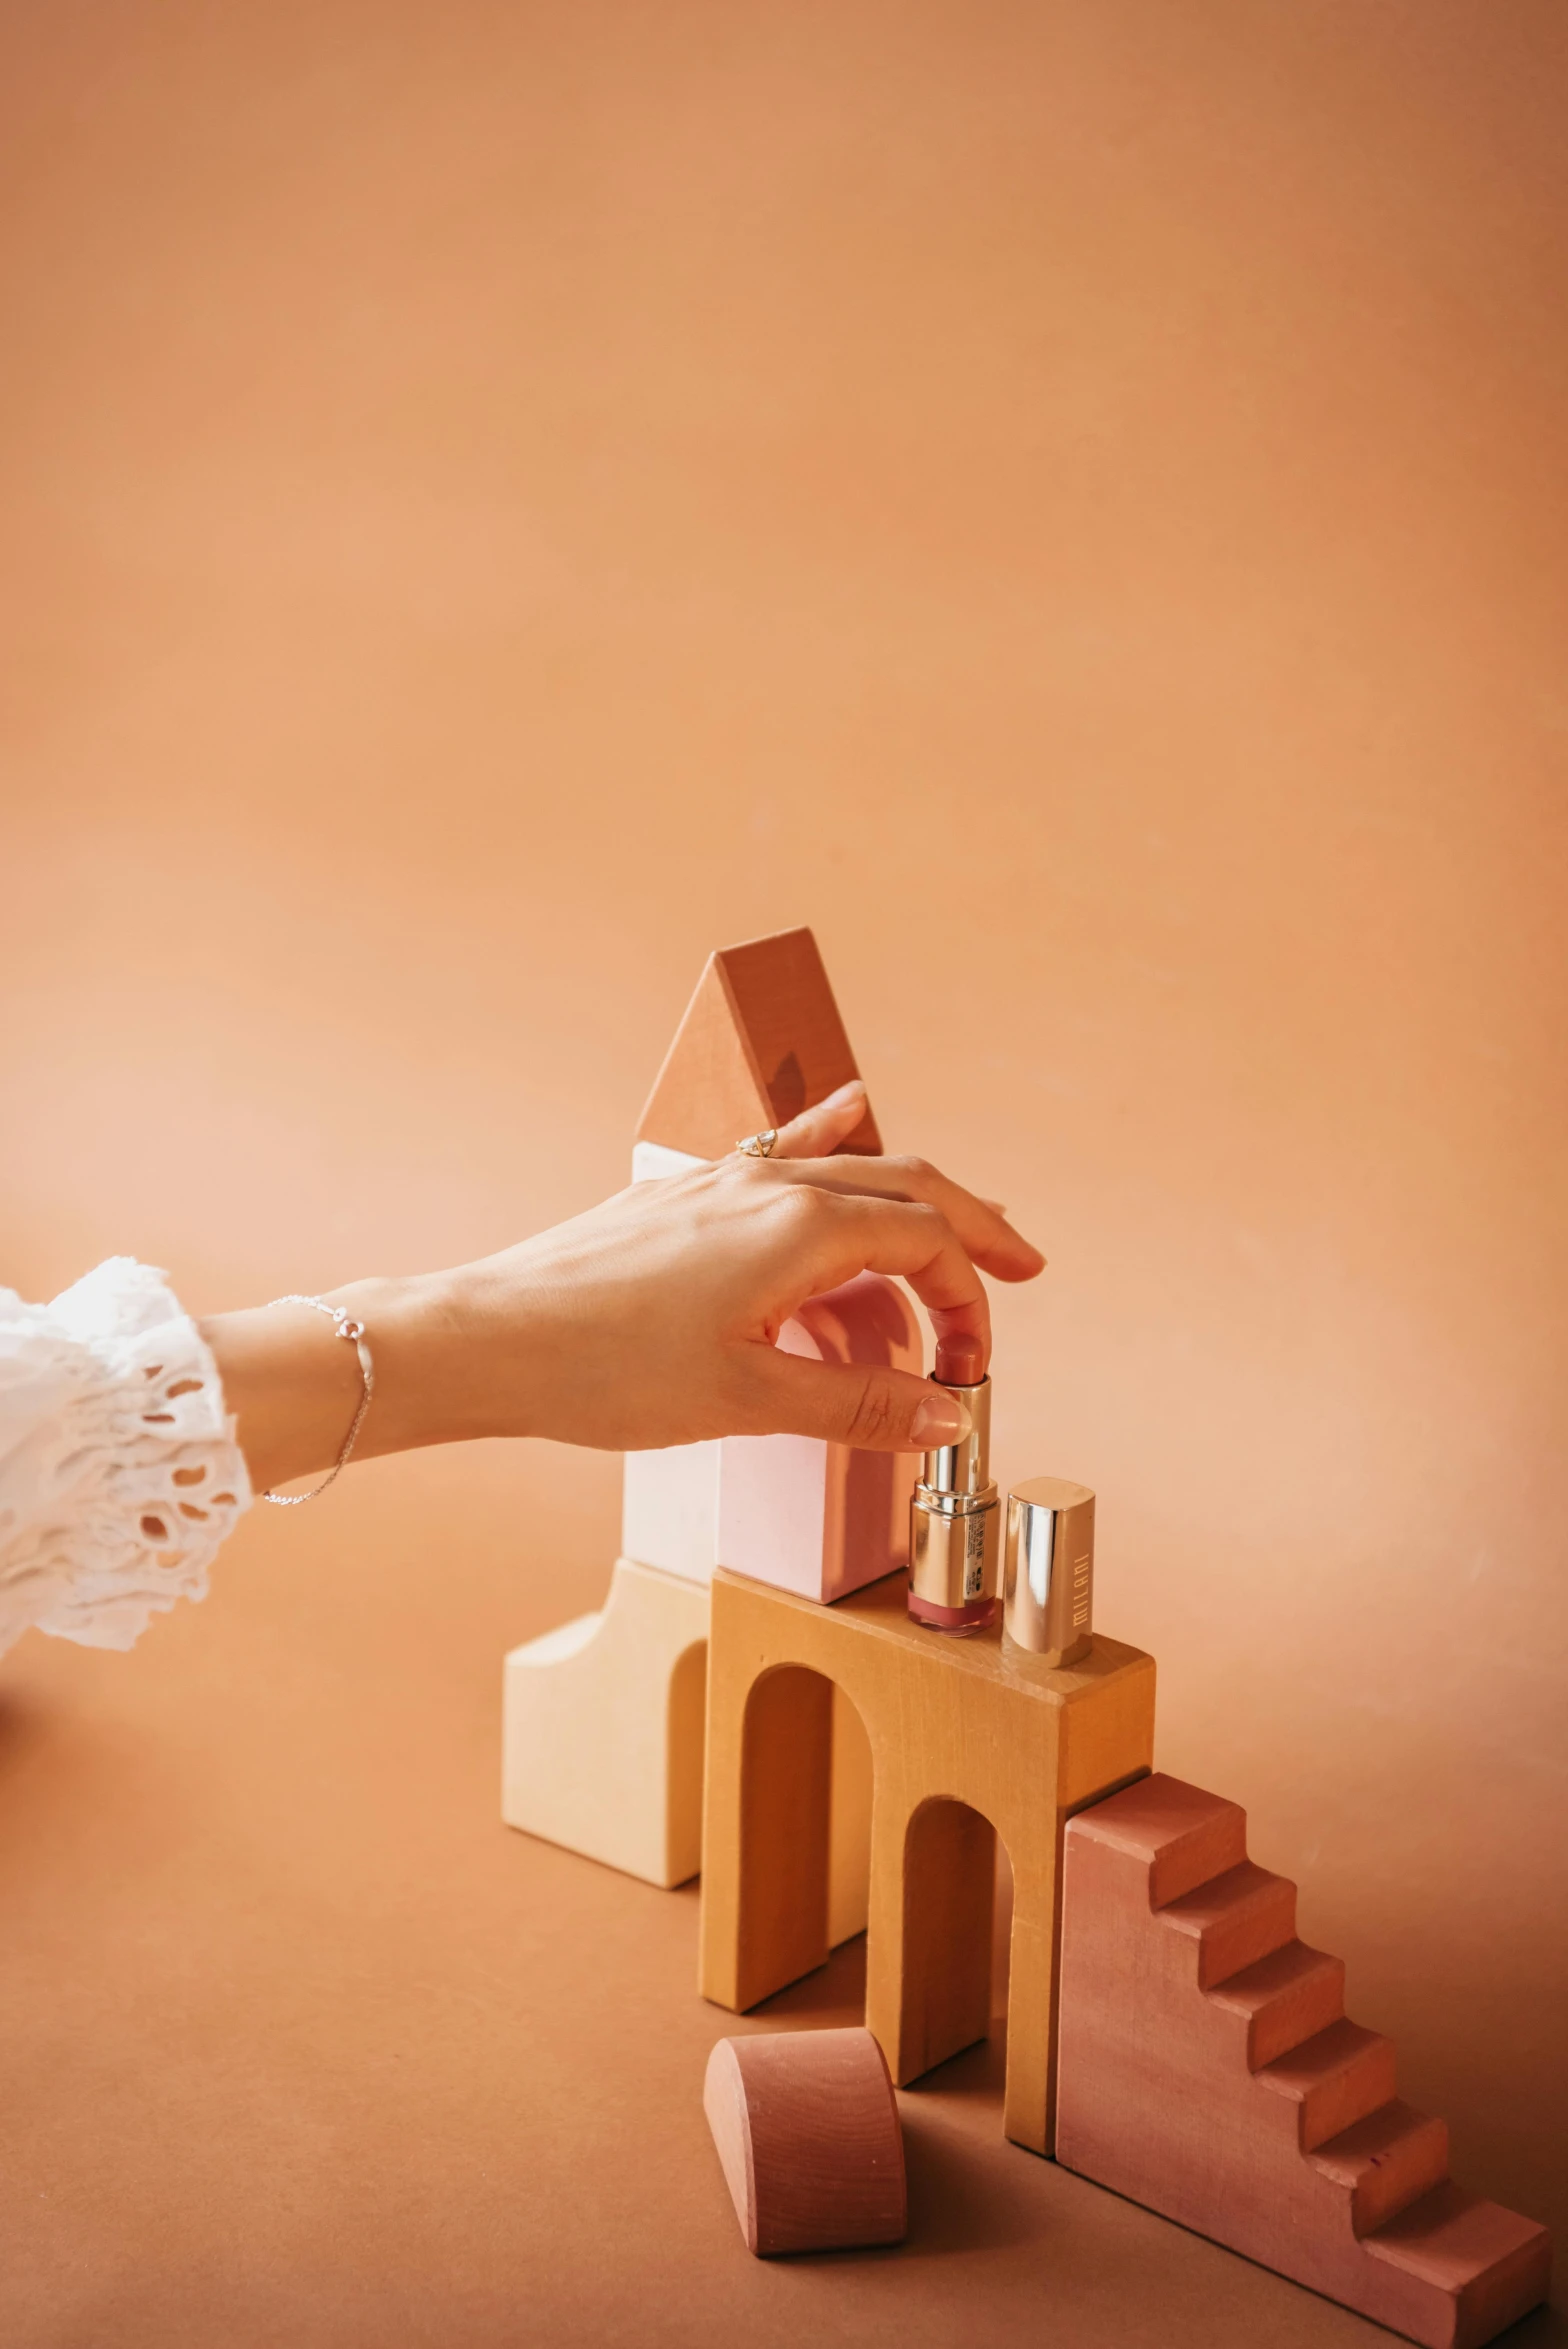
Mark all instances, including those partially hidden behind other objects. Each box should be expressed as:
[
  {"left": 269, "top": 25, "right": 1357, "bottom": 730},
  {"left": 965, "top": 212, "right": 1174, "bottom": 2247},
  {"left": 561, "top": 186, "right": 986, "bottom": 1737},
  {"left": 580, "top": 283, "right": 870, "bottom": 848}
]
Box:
[{"left": 1002, "top": 1477, "right": 1094, "bottom": 1666}]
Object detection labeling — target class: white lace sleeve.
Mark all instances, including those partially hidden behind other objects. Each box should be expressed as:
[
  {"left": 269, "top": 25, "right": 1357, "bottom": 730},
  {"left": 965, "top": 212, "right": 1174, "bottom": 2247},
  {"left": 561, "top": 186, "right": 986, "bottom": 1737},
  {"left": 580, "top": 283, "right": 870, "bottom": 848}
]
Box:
[{"left": 0, "top": 1258, "right": 252, "bottom": 1661}]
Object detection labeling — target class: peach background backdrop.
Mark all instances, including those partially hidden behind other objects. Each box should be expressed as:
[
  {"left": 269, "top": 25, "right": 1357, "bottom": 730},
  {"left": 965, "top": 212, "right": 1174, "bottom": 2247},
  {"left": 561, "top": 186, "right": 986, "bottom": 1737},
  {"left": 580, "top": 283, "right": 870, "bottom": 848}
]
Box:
[{"left": 3, "top": 0, "right": 1564, "bottom": 2308}]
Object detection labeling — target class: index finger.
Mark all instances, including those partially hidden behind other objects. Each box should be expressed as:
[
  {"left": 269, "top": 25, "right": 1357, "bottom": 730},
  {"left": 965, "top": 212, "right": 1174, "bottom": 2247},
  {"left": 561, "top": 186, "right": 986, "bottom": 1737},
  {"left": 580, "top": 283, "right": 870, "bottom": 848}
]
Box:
[
  {"left": 768, "top": 1080, "right": 873, "bottom": 1160},
  {"left": 798, "top": 1190, "right": 992, "bottom": 1382},
  {"left": 758, "top": 1152, "right": 1044, "bottom": 1285}
]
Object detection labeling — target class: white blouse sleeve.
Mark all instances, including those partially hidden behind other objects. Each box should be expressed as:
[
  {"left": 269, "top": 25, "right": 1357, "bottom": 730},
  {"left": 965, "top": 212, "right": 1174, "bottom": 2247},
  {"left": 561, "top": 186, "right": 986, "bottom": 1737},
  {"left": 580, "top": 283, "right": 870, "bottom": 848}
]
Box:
[{"left": 0, "top": 1258, "right": 252, "bottom": 1662}]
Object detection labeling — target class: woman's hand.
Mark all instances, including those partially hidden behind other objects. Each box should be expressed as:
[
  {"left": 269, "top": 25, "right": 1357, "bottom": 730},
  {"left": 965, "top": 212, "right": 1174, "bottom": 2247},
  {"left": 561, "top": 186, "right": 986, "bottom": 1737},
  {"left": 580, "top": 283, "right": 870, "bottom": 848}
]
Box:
[{"left": 203, "top": 1082, "right": 1045, "bottom": 1493}]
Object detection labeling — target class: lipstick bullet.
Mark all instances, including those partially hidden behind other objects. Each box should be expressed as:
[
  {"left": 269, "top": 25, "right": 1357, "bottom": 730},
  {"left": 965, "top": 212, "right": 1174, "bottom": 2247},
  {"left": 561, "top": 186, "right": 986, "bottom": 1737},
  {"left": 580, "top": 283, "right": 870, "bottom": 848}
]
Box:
[{"left": 907, "top": 1369, "right": 1000, "bottom": 1634}]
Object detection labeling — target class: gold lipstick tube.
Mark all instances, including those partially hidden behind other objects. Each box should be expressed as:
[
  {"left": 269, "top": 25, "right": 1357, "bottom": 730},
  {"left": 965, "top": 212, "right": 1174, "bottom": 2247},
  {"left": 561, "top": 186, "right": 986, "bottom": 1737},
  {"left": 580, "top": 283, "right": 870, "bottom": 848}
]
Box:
[
  {"left": 1002, "top": 1476, "right": 1094, "bottom": 1666},
  {"left": 907, "top": 1377, "right": 1000, "bottom": 1633}
]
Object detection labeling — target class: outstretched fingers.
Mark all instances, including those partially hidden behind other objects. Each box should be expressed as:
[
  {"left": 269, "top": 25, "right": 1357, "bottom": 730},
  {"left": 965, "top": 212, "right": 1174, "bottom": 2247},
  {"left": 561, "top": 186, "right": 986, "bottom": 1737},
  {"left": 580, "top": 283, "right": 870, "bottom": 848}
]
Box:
[
  {"left": 766, "top": 1186, "right": 991, "bottom": 1383},
  {"left": 758, "top": 1087, "right": 1044, "bottom": 1287},
  {"left": 758, "top": 1150, "right": 1043, "bottom": 1283}
]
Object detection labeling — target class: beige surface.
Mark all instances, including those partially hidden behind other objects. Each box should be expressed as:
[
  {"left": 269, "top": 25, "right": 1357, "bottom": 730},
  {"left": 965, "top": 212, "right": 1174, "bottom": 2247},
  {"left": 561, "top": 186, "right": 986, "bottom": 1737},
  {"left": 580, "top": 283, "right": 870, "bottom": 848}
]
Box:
[{"left": 1, "top": 0, "right": 1564, "bottom": 2331}]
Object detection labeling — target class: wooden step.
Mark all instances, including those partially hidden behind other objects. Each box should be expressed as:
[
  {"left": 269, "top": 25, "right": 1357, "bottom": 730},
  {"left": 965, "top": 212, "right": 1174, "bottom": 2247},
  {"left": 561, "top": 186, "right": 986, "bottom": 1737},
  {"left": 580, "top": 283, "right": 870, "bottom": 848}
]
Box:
[
  {"left": 1311, "top": 2100, "right": 1450, "bottom": 2235},
  {"left": 1070, "top": 1771, "right": 1248, "bottom": 1905},
  {"left": 1159, "top": 1859, "right": 1297, "bottom": 1988},
  {"left": 1056, "top": 1771, "right": 1552, "bottom": 2348},
  {"left": 1256, "top": 2016, "right": 1397, "bottom": 2151},
  {"left": 1208, "top": 1938, "right": 1346, "bottom": 2068},
  {"left": 1364, "top": 2183, "right": 1553, "bottom": 2349}
]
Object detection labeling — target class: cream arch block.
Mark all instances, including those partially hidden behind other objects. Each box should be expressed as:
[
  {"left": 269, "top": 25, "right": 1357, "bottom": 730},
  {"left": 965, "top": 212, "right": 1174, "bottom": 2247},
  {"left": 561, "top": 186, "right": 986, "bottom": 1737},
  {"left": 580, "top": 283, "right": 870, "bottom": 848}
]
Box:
[
  {"left": 501, "top": 1555, "right": 874, "bottom": 1929},
  {"left": 502, "top": 1087, "right": 889, "bottom": 1931},
  {"left": 502, "top": 1557, "right": 709, "bottom": 1888}
]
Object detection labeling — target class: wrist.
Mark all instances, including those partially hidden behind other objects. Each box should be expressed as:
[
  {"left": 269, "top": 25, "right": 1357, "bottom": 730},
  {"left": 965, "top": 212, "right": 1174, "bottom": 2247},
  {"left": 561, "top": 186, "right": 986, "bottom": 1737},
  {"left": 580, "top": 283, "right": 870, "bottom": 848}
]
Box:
[
  {"left": 201, "top": 1292, "right": 369, "bottom": 1494},
  {"left": 326, "top": 1262, "right": 547, "bottom": 1455},
  {"left": 204, "top": 1254, "right": 550, "bottom": 1494},
  {"left": 319, "top": 1271, "right": 463, "bottom": 1457}
]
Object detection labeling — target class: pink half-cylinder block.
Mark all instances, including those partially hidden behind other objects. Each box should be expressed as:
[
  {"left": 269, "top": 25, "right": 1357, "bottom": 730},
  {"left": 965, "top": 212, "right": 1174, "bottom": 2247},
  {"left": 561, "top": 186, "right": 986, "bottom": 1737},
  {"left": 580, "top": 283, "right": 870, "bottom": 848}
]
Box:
[{"left": 717, "top": 1273, "right": 922, "bottom": 1605}]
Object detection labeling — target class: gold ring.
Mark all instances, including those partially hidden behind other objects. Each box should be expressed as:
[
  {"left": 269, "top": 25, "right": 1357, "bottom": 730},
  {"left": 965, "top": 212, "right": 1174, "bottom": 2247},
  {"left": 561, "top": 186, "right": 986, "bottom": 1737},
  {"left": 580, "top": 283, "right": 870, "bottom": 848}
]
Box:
[{"left": 735, "top": 1129, "right": 779, "bottom": 1158}]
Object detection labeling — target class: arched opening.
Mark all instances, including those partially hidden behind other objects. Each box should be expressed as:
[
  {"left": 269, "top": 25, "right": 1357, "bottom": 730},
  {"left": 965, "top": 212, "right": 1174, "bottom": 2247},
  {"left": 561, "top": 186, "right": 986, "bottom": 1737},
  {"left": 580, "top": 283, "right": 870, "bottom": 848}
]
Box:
[
  {"left": 827, "top": 1680, "right": 873, "bottom": 1949},
  {"left": 664, "top": 1635, "right": 708, "bottom": 1880},
  {"left": 900, "top": 1796, "right": 1014, "bottom": 2081},
  {"left": 733, "top": 1663, "right": 874, "bottom": 2010}
]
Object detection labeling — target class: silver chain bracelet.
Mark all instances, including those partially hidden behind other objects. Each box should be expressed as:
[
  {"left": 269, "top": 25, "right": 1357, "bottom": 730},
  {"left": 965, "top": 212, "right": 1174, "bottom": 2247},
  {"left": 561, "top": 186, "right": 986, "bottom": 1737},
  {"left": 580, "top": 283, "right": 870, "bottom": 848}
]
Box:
[{"left": 259, "top": 1295, "right": 376, "bottom": 1506}]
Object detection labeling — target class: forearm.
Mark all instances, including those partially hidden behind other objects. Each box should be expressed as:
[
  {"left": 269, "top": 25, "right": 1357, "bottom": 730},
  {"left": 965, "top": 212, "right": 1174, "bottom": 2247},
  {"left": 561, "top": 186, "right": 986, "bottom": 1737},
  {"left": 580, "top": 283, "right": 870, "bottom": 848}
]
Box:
[
  {"left": 199, "top": 1272, "right": 499, "bottom": 1493},
  {"left": 197, "top": 1138, "right": 1043, "bottom": 1488}
]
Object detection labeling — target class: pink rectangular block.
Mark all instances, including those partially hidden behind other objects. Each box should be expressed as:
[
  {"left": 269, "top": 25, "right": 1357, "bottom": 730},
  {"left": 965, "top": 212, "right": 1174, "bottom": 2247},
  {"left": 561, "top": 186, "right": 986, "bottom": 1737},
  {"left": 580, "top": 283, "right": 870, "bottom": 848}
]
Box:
[{"left": 717, "top": 1274, "right": 921, "bottom": 1605}]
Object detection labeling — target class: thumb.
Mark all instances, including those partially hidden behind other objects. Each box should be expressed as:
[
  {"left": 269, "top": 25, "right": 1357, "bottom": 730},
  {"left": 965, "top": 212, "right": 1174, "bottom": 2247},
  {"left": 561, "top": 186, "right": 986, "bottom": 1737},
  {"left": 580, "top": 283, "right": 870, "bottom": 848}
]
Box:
[{"left": 745, "top": 1349, "right": 974, "bottom": 1453}]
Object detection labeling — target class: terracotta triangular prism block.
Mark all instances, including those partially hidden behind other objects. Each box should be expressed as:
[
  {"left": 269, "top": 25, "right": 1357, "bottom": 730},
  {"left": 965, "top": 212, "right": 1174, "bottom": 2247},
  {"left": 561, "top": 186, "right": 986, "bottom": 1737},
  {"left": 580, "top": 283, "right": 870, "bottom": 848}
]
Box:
[{"left": 637, "top": 927, "right": 881, "bottom": 1160}]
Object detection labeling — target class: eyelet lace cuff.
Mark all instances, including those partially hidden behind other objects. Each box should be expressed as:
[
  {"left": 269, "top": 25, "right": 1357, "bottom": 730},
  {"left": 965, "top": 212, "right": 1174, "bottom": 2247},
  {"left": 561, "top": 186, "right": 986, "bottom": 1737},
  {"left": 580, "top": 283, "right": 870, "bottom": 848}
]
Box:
[{"left": 0, "top": 1258, "right": 252, "bottom": 1660}]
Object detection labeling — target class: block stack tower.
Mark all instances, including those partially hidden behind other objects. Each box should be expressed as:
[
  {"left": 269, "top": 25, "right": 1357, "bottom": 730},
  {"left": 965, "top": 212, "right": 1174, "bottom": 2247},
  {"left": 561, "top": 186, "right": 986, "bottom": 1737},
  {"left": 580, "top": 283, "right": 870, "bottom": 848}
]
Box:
[
  {"left": 502, "top": 926, "right": 916, "bottom": 1931},
  {"left": 503, "top": 926, "right": 1551, "bottom": 2347}
]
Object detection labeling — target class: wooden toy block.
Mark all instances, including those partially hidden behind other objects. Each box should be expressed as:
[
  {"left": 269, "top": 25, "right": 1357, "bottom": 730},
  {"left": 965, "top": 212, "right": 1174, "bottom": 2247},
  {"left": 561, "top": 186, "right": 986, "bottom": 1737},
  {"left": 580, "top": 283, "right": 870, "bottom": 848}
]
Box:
[
  {"left": 703, "top": 2027, "right": 906, "bottom": 2255},
  {"left": 502, "top": 1558, "right": 708, "bottom": 1888},
  {"left": 502, "top": 1556, "right": 873, "bottom": 1933},
  {"left": 624, "top": 933, "right": 906, "bottom": 1600},
  {"left": 620, "top": 1276, "right": 920, "bottom": 1601},
  {"left": 505, "top": 927, "right": 897, "bottom": 1893},
  {"left": 630, "top": 1139, "right": 706, "bottom": 1182},
  {"left": 637, "top": 926, "right": 881, "bottom": 1161},
  {"left": 1055, "top": 1774, "right": 1551, "bottom": 2349},
  {"left": 718, "top": 1273, "right": 922, "bottom": 1604},
  {"left": 827, "top": 1681, "right": 873, "bottom": 1946},
  {"left": 699, "top": 1565, "right": 1156, "bottom": 2153},
  {"left": 621, "top": 1440, "right": 723, "bottom": 1584},
  {"left": 621, "top": 1143, "right": 725, "bottom": 1584}
]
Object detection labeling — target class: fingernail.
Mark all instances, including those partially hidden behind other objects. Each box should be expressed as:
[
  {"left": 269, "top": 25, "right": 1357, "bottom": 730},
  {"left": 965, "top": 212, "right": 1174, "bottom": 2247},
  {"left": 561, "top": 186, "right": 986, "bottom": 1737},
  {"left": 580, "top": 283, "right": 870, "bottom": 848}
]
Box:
[
  {"left": 911, "top": 1392, "right": 972, "bottom": 1446},
  {"left": 825, "top": 1079, "right": 866, "bottom": 1105}
]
